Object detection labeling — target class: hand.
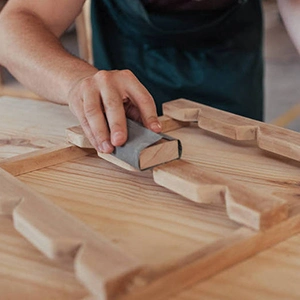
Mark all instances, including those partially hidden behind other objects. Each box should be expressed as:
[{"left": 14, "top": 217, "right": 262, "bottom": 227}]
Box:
[{"left": 67, "top": 69, "right": 161, "bottom": 153}]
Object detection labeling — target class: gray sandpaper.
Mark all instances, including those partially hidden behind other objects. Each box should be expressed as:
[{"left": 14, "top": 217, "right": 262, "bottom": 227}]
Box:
[{"left": 111, "top": 119, "right": 181, "bottom": 170}]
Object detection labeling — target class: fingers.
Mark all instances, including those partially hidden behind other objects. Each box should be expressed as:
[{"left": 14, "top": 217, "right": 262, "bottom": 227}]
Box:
[
  {"left": 68, "top": 69, "right": 161, "bottom": 154},
  {"left": 68, "top": 76, "right": 114, "bottom": 154},
  {"left": 120, "top": 70, "right": 161, "bottom": 133},
  {"left": 94, "top": 71, "right": 127, "bottom": 147},
  {"left": 82, "top": 85, "right": 114, "bottom": 153}
]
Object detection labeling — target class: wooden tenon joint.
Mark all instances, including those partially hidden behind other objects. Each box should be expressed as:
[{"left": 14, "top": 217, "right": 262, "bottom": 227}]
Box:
[
  {"left": 163, "top": 98, "right": 300, "bottom": 162},
  {"left": 153, "top": 160, "right": 288, "bottom": 231},
  {"left": 0, "top": 168, "right": 143, "bottom": 300}
]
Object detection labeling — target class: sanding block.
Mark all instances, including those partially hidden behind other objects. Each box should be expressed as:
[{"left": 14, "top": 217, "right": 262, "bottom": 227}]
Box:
[{"left": 66, "top": 119, "right": 182, "bottom": 171}]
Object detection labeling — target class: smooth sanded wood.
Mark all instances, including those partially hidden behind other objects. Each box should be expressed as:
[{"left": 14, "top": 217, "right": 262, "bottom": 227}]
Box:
[
  {"left": 158, "top": 115, "right": 190, "bottom": 133},
  {"left": 3, "top": 97, "right": 300, "bottom": 299},
  {"left": 0, "top": 144, "right": 93, "bottom": 176},
  {"left": 15, "top": 128, "right": 300, "bottom": 300},
  {"left": 163, "top": 99, "right": 300, "bottom": 161},
  {"left": 0, "top": 168, "right": 143, "bottom": 299},
  {"left": 119, "top": 215, "right": 300, "bottom": 300},
  {"left": 163, "top": 99, "right": 258, "bottom": 140},
  {"left": 163, "top": 100, "right": 200, "bottom": 122},
  {"left": 139, "top": 139, "right": 179, "bottom": 170},
  {"left": 153, "top": 160, "right": 288, "bottom": 230}
]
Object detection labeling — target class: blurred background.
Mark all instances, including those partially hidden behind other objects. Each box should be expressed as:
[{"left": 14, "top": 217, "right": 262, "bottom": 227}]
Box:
[{"left": 0, "top": 0, "right": 300, "bottom": 130}]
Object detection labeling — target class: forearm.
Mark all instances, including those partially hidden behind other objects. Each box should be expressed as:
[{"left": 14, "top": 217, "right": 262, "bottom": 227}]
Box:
[
  {"left": 278, "top": 0, "right": 300, "bottom": 55},
  {"left": 0, "top": 9, "right": 97, "bottom": 104}
]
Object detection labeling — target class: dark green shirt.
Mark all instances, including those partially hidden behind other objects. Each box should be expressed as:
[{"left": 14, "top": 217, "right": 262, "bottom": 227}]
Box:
[{"left": 91, "top": 0, "right": 264, "bottom": 120}]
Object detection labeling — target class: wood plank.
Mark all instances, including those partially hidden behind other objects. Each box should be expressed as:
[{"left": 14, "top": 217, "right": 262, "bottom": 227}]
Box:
[
  {"left": 172, "top": 233, "right": 300, "bottom": 300},
  {"left": 153, "top": 160, "right": 288, "bottom": 230},
  {"left": 163, "top": 100, "right": 200, "bottom": 122},
  {"left": 15, "top": 141, "right": 300, "bottom": 300},
  {"left": 139, "top": 139, "right": 179, "bottom": 170},
  {"left": 16, "top": 155, "right": 300, "bottom": 300},
  {"left": 163, "top": 98, "right": 258, "bottom": 140},
  {"left": 119, "top": 214, "right": 300, "bottom": 300},
  {"left": 158, "top": 115, "right": 190, "bottom": 133},
  {"left": 0, "top": 216, "right": 88, "bottom": 300},
  {"left": 163, "top": 98, "right": 300, "bottom": 161},
  {"left": 0, "top": 168, "right": 143, "bottom": 299},
  {"left": 0, "top": 144, "right": 93, "bottom": 176},
  {"left": 3, "top": 97, "right": 300, "bottom": 299},
  {"left": 257, "top": 125, "right": 300, "bottom": 161}
]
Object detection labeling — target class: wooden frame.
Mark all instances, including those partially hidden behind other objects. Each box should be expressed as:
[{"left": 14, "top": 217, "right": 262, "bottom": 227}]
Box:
[{"left": 2, "top": 98, "right": 300, "bottom": 300}]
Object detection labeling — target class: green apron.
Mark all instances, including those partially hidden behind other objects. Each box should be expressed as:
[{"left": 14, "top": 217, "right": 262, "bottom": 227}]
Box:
[{"left": 91, "top": 0, "right": 263, "bottom": 120}]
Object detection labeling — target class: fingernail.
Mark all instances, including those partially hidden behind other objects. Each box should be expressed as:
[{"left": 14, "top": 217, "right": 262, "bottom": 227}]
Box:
[
  {"left": 150, "top": 122, "right": 162, "bottom": 132},
  {"left": 100, "top": 141, "right": 113, "bottom": 153},
  {"left": 113, "top": 131, "right": 126, "bottom": 145}
]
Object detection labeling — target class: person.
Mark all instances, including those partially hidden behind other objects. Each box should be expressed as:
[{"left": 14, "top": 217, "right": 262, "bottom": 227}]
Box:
[{"left": 0, "top": 0, "right": 299, "bottom": 154}]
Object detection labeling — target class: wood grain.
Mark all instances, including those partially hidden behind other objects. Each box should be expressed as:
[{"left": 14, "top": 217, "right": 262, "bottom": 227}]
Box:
[
  {"left": 2, "top": 97, "right": 300, "bottom": 299},
  {"left": 158, "top": 115, "right": 190, "bottom": 133},
  {"left": 0, "top": 216, "right": 88, "bottom": 300},
  {"left": 0, "top": 168, "right": 143, "bottom": 299},
  {"left": 163, "top": 98, "right": 300, "bottom": 161},
  {"left": 172, "top": 232, "right": 300, "bottom": 300},
  {"left": 139, "top": 139, "right": 179, "bottom": 170},
  {"left": 0, "top": 143, "right": 93, "bottom": 176},
  {"left": 153, "top": 160, "right": 288, "bottom": 230},
  {"left": 17, "top": 150, "right": 300, "bottom": 300},
  {"left": 0, "top": 96, "right": 78, "bottom": 161}
]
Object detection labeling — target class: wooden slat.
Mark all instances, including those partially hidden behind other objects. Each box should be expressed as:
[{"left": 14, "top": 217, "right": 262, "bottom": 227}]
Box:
[
  {"left": 0, "top": 168, "right": 143, "bottom": 299},
  {"left": 163, "top": 98, "right": 300, "bottom": 161},
  {"left": 158, "top": 115, "right": 189, "bottom": 133},
  {"left": 153, "top": 160, "right": 288, "bottom": 230},
  {"left": 119, "top": 215, "right": 300, "bottom": 300},
  {"left": 0, "top": 144, "right": 93, "bottom": 176}
]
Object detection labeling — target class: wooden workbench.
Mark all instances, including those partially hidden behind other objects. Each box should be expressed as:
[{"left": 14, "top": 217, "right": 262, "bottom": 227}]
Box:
[{"left": 1, "top": 96, "right": 300, "bottom": 300}]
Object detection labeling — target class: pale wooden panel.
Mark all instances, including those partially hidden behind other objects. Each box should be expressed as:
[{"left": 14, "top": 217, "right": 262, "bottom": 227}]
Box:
[
  {"left": 18, "top": 124, "right": 300, "bottom": 261},
  {"left": 0, "top": 216, "right": 88, "bottom": 300},
  {"left": 2, "top": 97, "right": 300, "bottom": 299},
  {"left": 15, "top": 124, "right": 300, "bottom": 294},
  {"left": 0, "top": 96, "right": 78, "bottom": 159},
  {"left": 153, "top": 160, "right": 288, "bottom": 230},
  {"left": 18, "top": 155, "right": 237, "bottom": 267},
  {"left": 0, "top": 144, "right": 93, "bottom": 176},
  {"left": 171, "top": 233, "right": 300, "bottom": 300}
]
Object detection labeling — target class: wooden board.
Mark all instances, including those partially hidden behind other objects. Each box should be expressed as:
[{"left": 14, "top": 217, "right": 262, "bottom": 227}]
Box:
[
  {"left": 2, "top": 96, "right": 300, "bottom": 299},
  {"left": 163, "top": 99, "right": 300, "bottom": 161},
  {"left": 0, "top": 96, "right": 78, "bottom": 160}
]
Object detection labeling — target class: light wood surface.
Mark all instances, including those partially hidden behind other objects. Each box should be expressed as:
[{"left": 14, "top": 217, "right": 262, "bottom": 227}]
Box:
[
  {"left": 0, "top": 144, "right": 93, "bottom": 176},
  {"left": 0, "top": 167, "right": 142, "bottom": 299},
  {"left": 2, "top": 96, "right": 300, "bottom": 299},
  {"left": 164, "top": 99, "right": 300, "bottom": 161},
  {"left": 0, "top": 97, "right": 78, "bottom": 160},
  {"left": 153, "top": 160, "right": 288, "bottom": 230}
]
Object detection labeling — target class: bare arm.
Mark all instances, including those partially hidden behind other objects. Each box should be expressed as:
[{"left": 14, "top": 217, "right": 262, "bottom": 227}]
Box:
[
  {"left": 0, "top": 0, "right": 161, "bottom": 153},
  {"left": 0, "top": 0, "right": 91, "bottom": 103},
  {"left": 278, "top": 0, "right": 300, "bottom": 54}
]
